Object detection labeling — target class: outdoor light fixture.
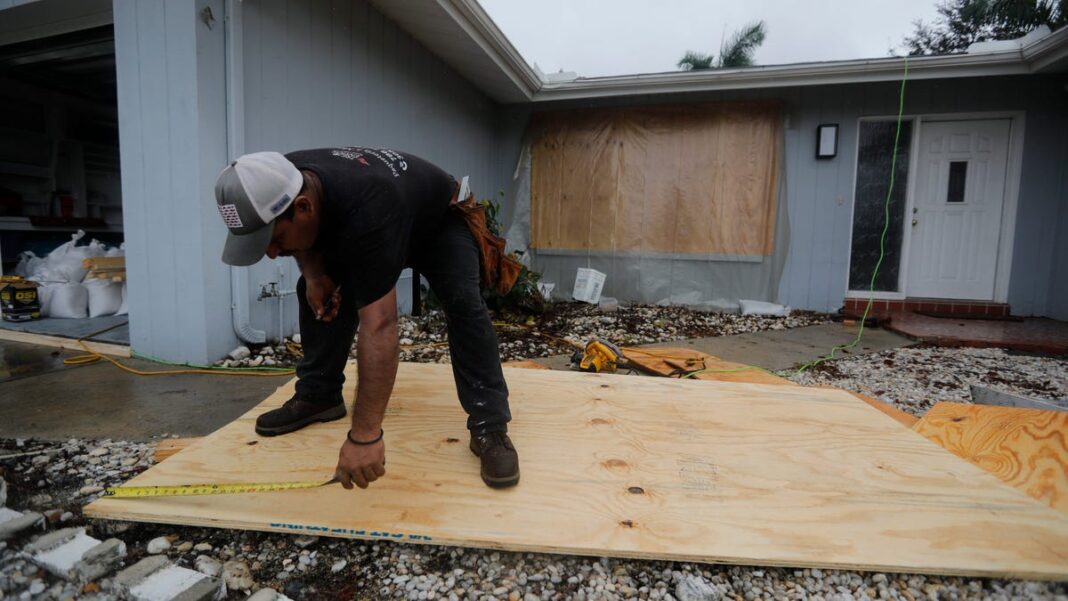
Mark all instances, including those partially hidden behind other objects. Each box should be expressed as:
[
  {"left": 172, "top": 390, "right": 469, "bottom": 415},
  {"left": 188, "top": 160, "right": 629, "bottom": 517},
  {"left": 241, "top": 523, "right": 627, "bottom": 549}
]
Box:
[{"left": 816, "top": 124, "right": 839, "bottom": 159}]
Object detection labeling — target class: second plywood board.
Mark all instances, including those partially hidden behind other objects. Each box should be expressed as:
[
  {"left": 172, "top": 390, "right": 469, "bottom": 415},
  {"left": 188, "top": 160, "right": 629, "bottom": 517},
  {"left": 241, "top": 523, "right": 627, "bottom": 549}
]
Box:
[
  {"left": 87, "top": 364, "right": 1068, "bottom": 580},
  {"left": 914, "top": 402, "right": 1068, "bottom": 514}
]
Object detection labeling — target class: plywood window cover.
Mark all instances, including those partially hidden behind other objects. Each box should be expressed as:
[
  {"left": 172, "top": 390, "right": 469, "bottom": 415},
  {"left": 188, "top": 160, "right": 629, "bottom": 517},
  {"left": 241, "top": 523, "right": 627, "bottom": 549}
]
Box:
[
  {"left": 86, "top": 363, "right": 1068, "bottom": 580},
  {"left": 530, "top": 102, "right": 781, "bottom": 257}
]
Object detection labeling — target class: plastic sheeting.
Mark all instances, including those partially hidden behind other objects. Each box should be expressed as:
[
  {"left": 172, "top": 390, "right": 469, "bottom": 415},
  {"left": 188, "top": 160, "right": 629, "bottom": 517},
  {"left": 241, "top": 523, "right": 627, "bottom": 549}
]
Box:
[{"left": 505, "top": 101, "right": 790, "bottom": 311}]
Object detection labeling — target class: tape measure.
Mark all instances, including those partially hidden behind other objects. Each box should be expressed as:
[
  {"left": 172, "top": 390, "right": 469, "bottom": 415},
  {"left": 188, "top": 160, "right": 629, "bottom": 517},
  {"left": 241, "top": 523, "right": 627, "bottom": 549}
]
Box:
[{"left": 104, "top": 479, "right": 337, "bottom": 498}]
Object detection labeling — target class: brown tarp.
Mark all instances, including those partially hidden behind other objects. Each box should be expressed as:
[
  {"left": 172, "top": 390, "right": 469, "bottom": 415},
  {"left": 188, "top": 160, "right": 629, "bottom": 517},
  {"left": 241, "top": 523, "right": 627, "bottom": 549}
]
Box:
[{"left": 530, "top": 102, "right": 782, "bottom": 257}]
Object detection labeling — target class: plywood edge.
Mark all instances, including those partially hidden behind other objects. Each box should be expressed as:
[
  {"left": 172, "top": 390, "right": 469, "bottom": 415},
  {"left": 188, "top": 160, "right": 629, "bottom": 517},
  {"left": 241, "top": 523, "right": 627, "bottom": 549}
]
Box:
[
  {"left": 851, "top": 392, "right": 918, "bottom": 428},
  {"left": 0, "top": 328, "right": 131, "bottom": 357},
  {"left": 152, "top": 437, "right": 203, "bottom": 463},
  {"left": 78, "top": 504, "right": 1068, "bottom": 581}
]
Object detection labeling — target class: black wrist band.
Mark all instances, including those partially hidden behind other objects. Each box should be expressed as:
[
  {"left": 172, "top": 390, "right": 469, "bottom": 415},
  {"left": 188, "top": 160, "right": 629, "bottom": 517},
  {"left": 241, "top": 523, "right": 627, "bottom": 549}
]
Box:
[{"left": 346, "top": 428, "right": 383, "bottom": 445}]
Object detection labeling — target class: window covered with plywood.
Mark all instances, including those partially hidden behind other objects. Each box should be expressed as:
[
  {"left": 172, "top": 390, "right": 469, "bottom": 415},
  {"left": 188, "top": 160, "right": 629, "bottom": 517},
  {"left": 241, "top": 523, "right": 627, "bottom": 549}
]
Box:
[{"left": 529, "top": 102, "right": 782, "bottom": 258}]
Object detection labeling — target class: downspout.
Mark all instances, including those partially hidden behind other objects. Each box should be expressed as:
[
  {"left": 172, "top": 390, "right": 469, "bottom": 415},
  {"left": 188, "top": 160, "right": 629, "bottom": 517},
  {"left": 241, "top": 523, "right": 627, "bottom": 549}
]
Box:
[{"left": 223, "top": 0, "right": 265, "bottom": 344}]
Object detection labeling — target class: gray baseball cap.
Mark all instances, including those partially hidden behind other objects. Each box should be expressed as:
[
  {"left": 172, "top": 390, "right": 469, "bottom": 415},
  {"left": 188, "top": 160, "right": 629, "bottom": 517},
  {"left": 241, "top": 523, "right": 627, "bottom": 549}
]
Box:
[{"left": 214, "top": 151, "right": 303, "bottom": 266}]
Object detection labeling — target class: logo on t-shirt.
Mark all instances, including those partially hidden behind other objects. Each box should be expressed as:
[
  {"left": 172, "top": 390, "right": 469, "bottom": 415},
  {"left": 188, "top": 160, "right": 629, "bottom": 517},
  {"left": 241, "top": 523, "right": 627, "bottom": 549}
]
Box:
[{"left": 332, "top": 147, "right": 407, "bottom": 178}]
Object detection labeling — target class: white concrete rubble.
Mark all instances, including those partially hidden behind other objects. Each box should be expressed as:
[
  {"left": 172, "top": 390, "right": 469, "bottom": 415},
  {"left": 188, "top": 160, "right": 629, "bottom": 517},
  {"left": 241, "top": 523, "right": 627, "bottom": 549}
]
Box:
[
  {"left": 114, "top": 556, "right": 224, "bottom": 601},
  {"left": 0, "top": 509, "right": 44, "bottom": 540},
  {"left": 247, "top": 588, "right": 294, "bottom": 601}
]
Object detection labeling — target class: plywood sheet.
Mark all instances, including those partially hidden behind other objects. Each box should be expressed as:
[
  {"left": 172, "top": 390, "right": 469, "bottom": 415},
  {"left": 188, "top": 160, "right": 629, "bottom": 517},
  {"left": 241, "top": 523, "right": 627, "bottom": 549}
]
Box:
[
  {"left": 0, "top": 328, "right": 130, "bottom": 357},
  {"left": 87, "top": 364, "right": 1068, "bottom": 580},
  {"left": 624, "top": 347, "right": 793, "bottom": 384},
  {"left": 914, "top": 402, "right": 1068, "bottom": 514},
  {"left": 626, "top": 348, "right": 917, "bottom": 427},
  {"left": 530, "top": 102, "right": 781, "bottom": 256},
  {"left": 848, "top": 391, "right": 919, "bottom": 428}
]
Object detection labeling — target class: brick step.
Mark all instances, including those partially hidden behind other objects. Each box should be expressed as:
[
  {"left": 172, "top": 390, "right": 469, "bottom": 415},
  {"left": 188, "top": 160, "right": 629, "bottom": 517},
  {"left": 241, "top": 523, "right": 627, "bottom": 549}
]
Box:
[{"left": 843, "top": 298, "right": 1010, "bottom": 320}]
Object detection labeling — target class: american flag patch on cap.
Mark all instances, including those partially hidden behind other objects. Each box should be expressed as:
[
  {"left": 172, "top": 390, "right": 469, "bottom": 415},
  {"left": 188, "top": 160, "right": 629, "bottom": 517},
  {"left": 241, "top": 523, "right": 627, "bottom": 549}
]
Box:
[{"left": 218, "top": 204, "right": 243, "bottom": 228}]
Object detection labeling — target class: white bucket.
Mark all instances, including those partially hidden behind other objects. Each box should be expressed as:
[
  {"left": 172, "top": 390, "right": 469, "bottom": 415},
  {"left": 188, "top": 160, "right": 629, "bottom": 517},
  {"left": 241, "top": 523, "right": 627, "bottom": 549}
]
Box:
[
  {"left": 572, "top": 268, "right": 606, "bottom": 304},
  {"left": 396, "top": 268, "right": 414, "bottom": 315}
]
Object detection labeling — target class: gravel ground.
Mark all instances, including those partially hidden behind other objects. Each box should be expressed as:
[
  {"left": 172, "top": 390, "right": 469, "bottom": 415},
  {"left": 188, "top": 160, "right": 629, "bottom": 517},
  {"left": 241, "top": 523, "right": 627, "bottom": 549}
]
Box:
[
  {"left": 6, "top": 307, "right": 1068, "bottom": 599},
  {"left": 2, "top": 435, "right": 1066, "bottom": 601},
  {"left": 214, "top": 303, "right": 830, "bottom": 368},
  {"left": 785, "top": 345, "right": 1068, "bottom": 416}
]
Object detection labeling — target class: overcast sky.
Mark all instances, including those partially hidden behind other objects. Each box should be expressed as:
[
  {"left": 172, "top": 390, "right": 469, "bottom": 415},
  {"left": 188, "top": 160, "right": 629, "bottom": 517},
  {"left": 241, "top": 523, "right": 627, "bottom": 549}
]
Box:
[{"left": 478, "top": 1, "right": 943, "bottom": 77}]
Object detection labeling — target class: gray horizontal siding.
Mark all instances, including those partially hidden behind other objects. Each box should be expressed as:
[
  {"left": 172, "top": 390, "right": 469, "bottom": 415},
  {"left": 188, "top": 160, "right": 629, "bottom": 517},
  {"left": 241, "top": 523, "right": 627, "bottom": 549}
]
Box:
[{"left": 237, "top": 0, "right": 508, "bottom": 342}]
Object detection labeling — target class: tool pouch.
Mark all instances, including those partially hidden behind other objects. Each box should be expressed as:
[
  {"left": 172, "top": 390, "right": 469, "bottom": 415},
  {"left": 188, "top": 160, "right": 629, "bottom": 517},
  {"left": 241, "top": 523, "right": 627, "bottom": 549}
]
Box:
[{"left": 449, "top": 183, "right": 523, "bottom": 295}]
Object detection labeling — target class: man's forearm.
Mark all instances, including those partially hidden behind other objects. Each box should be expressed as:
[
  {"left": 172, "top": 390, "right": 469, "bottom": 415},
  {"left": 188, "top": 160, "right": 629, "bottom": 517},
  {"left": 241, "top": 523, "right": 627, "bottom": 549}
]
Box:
[{"left": 351, "top": 321, "right": 399, "bottom": 438}]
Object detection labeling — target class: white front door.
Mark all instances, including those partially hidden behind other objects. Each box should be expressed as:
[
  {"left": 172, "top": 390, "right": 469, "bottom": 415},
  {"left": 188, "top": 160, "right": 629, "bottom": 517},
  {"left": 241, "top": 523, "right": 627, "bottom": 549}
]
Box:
[{"left": 906, "top": 119, "right": 1011, "bottom": 300}]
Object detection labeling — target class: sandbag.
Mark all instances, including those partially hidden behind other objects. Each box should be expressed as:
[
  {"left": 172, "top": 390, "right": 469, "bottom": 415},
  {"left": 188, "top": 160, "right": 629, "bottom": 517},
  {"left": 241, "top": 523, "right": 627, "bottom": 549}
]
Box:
[
  {"left": 115, "top": 282, "right": 128, "bottom": 316},
  {"left": 13, "top": 251, "right": 43, "bottom": 278},
  {"left": 42, "top": 230, "right": 89, "bottom": 283},
  {"left": 37, "top": 283, "right": 55, "bottom": 316},
  {"left": 85, "top": 279, "right": 123, "bottom": 317},
  {"left": 48, "top": 283, "right": 88, "bottom": 318},
  {"left": 738, "top": 299, "right": 791, "bottom": 317},
  {"left": 30, "top": 230, "right": 106, "bottom": 284}
]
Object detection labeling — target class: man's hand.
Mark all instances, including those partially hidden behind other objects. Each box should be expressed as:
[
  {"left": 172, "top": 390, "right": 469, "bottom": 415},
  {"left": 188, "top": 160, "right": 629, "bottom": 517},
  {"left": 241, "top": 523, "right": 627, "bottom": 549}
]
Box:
[
  {"left": 335, "top": 436, "right": 386, "bottom": 489},
  {"left": 305, "top": 274, "right": 341, "bottom": 322}
]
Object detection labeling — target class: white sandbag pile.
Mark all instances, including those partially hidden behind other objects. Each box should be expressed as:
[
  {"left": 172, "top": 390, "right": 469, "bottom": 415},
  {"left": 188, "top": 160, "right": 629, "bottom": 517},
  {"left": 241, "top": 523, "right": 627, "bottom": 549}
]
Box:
[
  {"left": 13, "top": 230, "right": 126, "bottom": 319},
  {"left": 85, "top": 279, "right": 123, "bottom": 317}
]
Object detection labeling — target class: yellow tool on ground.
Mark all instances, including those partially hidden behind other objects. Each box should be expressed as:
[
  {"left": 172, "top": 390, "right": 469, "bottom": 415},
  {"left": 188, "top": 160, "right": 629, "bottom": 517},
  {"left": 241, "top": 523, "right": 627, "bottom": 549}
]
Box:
[{"left": 571, "top": 339, "right": 626, "bottom": 373}]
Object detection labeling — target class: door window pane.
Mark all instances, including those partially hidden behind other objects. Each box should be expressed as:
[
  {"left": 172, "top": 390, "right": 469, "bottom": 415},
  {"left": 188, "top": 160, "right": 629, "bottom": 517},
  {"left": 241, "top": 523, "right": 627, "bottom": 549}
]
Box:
[
  {"left": 947, "top": 161, "right": 967, "bottom": 203},
  {"left": 848, "top": 120, "right": 913, "bottom": 291}
]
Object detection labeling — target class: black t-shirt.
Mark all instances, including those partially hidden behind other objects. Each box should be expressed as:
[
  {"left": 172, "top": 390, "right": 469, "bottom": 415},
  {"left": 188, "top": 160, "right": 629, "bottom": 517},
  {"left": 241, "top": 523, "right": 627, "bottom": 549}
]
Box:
[{"left": 285, "top": 147, "right": 455, "bottom": 309}]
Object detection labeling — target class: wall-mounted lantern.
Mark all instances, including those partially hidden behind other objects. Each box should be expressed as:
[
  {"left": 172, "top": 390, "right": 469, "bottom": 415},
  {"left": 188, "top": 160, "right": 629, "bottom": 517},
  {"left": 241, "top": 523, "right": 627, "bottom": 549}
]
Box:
[{"left": 816, "top": 124, "right": 839, "bottom": 159}]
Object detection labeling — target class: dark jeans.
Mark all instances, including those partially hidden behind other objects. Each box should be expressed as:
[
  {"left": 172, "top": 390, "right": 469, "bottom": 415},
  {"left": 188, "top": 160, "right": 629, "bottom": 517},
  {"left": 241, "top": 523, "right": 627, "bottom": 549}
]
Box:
[{"left": 294, "top": 210, "right": 511, "bottom": 436}]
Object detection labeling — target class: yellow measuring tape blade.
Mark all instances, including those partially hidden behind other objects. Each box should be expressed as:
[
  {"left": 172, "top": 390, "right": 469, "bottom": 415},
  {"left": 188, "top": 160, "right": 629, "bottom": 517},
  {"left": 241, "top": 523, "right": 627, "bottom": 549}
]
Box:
[{"left": 104, "top": 479, "right": 334, "bottom": 498}]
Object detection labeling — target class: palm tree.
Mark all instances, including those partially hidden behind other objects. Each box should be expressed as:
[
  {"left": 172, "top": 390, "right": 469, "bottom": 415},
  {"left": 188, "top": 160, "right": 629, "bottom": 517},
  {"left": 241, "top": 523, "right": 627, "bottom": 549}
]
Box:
[
  {"left": 677, "top": 50, "right": 715, "bottom": 71},
  {"left": 677, "top": 21, "right": 767, "bottom": 70}
]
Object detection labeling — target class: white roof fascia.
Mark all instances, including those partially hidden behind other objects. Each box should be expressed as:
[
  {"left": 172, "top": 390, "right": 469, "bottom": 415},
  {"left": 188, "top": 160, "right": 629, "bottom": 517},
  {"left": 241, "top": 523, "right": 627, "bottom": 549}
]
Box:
[
  {"left": 437, "top": 0, "right": 541, "bottom": 100},
  {"left": 1021, "top": 24, "right": 1068, "bottom": 71},
  {"left": 383, "top": 2, "right": 1066, "bottom": 104},
  {"left": 530, "top": 51, "right": 1034, "bottom": 102}
]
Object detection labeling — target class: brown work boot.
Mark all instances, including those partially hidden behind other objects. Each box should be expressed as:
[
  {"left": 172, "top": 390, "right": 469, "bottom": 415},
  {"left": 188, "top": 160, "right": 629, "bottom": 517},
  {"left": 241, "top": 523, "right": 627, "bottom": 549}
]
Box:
[
  {"left": 470, "top": 431, "right": 520, "bottom": 488},
  {"left": 255, "top": 392, "right": 346, "bottom": 436}
]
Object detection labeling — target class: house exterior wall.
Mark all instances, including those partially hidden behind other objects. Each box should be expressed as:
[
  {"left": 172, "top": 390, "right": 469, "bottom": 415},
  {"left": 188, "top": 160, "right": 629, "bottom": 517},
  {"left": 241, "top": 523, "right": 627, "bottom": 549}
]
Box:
[
  {"left": 109, "top": 0, "right": 508, "bottom": 363},
  {"left": 237, "top": 0, "right": 508, "bottom": 345},
  {"left": 778, "top": 75, "right": 1067, "bottom": 317},
  {"left": 510, "top": 74, "right": 1068, "bottom": 317},
  {"left": 113, "top": 0, "right": 233, "bottom": 364}
]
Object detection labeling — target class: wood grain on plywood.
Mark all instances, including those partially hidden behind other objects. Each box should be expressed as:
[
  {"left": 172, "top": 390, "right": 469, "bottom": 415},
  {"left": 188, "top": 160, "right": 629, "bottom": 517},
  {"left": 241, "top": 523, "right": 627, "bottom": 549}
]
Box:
[
  {"left": 86, "top": 364, "right": 1068, "bottom": 579},
  {"left": 153, "top": 438, "right": 201, "bottom": 463},
  {"left": 913, "top": 402, "right": 1068, "bottom": 514},
  {"left": 503, "top": 360, "right": 549, "bottom": 370}
]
